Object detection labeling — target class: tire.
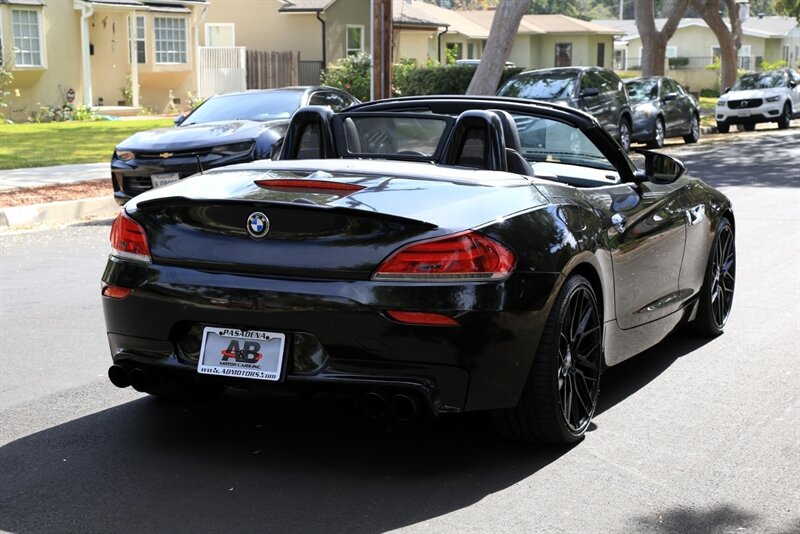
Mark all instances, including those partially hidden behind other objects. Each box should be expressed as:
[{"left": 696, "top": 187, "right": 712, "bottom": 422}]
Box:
[
  {"left": 716, "top": 122, "right": 730, "bottom": 134},
  {"left": 683, "top": 114, "right": 700, "bottom": 144},
  {"left": 493, "top": 275, "right": 603, "bottom": 444},
  {"left": 777, "top": 102, "right": 791, "bottom": 129},
  {"left": 647, "top": 117, "right": 665, "bottom": 148},
  {"left": 618, "top": 117, "right": 631, "bottom": 152},
  {"left": 691, "top": 218, "right": 736, "bottom": 337},
  {"left": 742, "top": 122, "right": 756, "bottom": 131}
]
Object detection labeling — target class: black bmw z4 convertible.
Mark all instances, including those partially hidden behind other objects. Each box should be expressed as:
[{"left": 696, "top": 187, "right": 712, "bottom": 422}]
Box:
[{"left": 102, "top": 95, "right": 735, "bottom": 444}]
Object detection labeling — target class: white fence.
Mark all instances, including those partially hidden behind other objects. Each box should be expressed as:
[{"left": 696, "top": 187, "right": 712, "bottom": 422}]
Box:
[{"left": 197, "top": 47, "right": 247, "bottom": 98}]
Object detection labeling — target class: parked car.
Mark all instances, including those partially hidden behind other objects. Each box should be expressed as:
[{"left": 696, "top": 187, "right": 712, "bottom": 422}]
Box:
[
  {"left": 455, "top": 59, "right": 516, "bottom": 68},
  {"left": 715, "top": 68, "right": 800, "bottom": 133},
  {"left": 625, "top": 76, "right": 701, "bottom": 148},
  {"left": 496, "top": 66, "right": 633, "bottom": 151},
  {"left": 111, "top": 86, "right": 360, "bottom": 204},
  {"left": 102, "top": 95, "right": 735, "bottom": 445}
]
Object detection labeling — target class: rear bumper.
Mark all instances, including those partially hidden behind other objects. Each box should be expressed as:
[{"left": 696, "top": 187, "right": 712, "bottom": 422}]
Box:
[{"left": 102, "top": 257, "right": 561, "bottom": 413}]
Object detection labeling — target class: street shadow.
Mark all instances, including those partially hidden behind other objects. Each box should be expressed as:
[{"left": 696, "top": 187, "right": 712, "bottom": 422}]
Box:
[
  {"left": 632, "top": 503, "right": 798, "bottom": 533},
  {"left": 596, "top": 332, "right": 711, "bottom": 417},
  {"left": 0, "top": 332, "right": 712, "bottom": 533}
]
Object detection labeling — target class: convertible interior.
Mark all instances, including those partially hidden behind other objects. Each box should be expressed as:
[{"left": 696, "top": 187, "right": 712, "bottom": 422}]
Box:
[{"left": 277, "top": 106, "right": 622, "bottom": 188}]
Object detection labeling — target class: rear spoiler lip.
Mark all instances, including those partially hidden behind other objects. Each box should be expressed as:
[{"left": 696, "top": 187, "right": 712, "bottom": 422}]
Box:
[{"left": 132, "top": 196, "right": 439, "bottom": 231}]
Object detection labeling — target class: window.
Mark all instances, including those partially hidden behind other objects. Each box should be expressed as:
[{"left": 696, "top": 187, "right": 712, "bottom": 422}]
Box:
[
  {"left": 665, "top": 46, "right": 678, "bottom": 58},
  {"left": 346, "top": 25, "right": 364, "bottom": 56},
  {"left": 154, "top": 17, "right": 187, "bottom": 64},
  {"left": 467, "top": 43, "right": 475, "bottom": 59},
  {"left": 555, "top": 43, "right": 572, "bottom": 67},
  {"left": 12, "top": 9, "right": 42, "bottom": 67},
  {"left": 128, "top": 15, "right": 146, "bottom": 64},
  {"left": 206, "top": 23, "right": 235, "bottom": 47},
  {"left": 596, "top": 42, "right": 605, "bottom": 67},
  {"left": 782, "top": 45, "right": 790, "bottom": 63}
]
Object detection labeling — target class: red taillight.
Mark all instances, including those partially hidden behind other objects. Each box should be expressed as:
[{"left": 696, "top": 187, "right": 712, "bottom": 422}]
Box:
[
  {"left": 254, "top": 179, "right": 365, "bottom": 195},
  {"left": 386, "top": 311, "right": 459, "bottom": 326},
  {"left": 110, "top": 210, "right": 151, "bottom": 263},
  {"left": 373, "top": 231, "right": 516, "bottom": 281},
  {"left": 102, "top": 285, "right": 132, "bottom": 299}
]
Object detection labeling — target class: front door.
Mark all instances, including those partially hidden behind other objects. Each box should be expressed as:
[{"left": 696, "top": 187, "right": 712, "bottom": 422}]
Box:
[{"left": 585, "top": 182, "right": 687, "bottom": 330}]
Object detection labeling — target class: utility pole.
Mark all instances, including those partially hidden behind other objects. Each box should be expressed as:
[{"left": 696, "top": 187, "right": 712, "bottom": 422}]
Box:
[{"left": 371, "top": 0, "right": 393, "bottom": 100}]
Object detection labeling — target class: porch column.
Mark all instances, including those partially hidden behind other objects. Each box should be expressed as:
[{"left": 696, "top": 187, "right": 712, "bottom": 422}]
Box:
[
  {"left": 78, "top": 2, "right": 94, "bottom": 106},
  {"left": 128, "top": 12, "right": 140, "bottom": 108}
]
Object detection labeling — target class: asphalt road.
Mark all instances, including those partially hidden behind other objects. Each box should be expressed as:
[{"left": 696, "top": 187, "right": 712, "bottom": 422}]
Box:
[{"left": 1, "top": 127, "right": 798, "bottom": 533}]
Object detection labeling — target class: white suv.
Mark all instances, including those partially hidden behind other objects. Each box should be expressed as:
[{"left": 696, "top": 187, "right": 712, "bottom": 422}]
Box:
[{"left": 715, "top": 68, "right": 800, "bottom": 133}]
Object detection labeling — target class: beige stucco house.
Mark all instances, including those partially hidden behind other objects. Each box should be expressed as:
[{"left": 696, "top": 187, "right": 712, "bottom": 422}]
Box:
[
  {"left": 201, "top": 0, "right": 620, "bottom": 72},
  {"left": 596, "top": 15, "right": 800, "bottom": 91},
  {"left": 1, "top": 0, "right": 207, "bottom": 122}
]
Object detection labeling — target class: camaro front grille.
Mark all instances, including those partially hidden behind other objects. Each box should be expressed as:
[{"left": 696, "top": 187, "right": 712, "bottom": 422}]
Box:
[
  {"left": 727, "top": 99, "right": 763, "bottom": 109},
  {"left": 136, "top": 147, "right": 215, "bottom": 159}
]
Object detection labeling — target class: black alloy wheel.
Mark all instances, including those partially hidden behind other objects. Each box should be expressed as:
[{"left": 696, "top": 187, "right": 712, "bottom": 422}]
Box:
[
  {"left": 648, "top": 118, "right": 665, "bottom": 148},
  {"left": 493, "top": 275, "right": 602, "bottom": 444},
  {"left": 683, "top": 114, "right": 700, "bottom": 143},
  {"left": 693, "top": 218, "right": 736, "bottom": 336},
  {"left": 777, "top": 102, "right": 792, "bottom": 129}
]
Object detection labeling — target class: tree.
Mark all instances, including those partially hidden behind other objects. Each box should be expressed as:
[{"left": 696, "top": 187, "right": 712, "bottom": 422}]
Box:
[
  {"left": 466, "top": 0, "right": 529, "bottom": 95},
  {"left": 691, "top": 0, "right": 742, "bottom": 89},
  {"left": 774, "top": 0, "right": 800, "bottom": 21},
  {"left": 635, "top": 0, "right": 689, "bottom": 76}
]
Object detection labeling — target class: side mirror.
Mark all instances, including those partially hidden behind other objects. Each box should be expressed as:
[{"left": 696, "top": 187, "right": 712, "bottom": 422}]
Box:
[
  {"left": 662, "top": 92, "right": 678, "bottom": 102},
  {"left": 630, "top": 149, "right": 686, "bottom": 185},
  {"left": 723, "top": 86, "right": 731, "bottom": 94},
  {"left": 580, "top": 87, "right": 600, "bottom": 98},
  {"left": 174, "top": 114, "right": 186, "bottom": 126},
  {"left": 789, "top": 80, "right": 797, "bottom": 88},
  {"left": 270, "top": 137, "right": 284, "bottom": 160}
]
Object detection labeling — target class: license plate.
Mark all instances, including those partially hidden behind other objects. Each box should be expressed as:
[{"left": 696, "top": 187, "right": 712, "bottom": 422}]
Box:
[
  {"left": 197, "top": 327, "right": 286, "bottom": 382},
  {"left": 151, "top": 173, "right": 180, "bottom": 188},
  {"left": 737, "top": 110, "right": 751, "bottom": 117}
]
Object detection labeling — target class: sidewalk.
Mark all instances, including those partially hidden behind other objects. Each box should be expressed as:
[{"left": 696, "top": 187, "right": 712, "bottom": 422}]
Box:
[{"left": 0, "top": 162, "right": 117, "bottom": 228}]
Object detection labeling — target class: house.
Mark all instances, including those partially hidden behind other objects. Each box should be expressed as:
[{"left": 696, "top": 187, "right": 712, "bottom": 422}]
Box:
[
  {"left": 200, "top": 0, "right": 621, "bottom": 74},
  {"left": 401, "top": 3, "right": 620, "bottom": 69},
  {"left": 595, "top": 14, "right": 800, "bottom": 90},
  {"left": 0, "top": 0, "right": 208, "bottom": 122}
]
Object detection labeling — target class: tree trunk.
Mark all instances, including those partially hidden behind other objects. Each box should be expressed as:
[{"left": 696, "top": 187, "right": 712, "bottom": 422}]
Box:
[
  {"left": 635, "top": 0, "right": 688, "bottom": 77},
  {"left": 466, "top": 0, "right": 528, "bottom": 95},
  {"left": 692, "top": 0, "right": 741, "bottom": 90}
]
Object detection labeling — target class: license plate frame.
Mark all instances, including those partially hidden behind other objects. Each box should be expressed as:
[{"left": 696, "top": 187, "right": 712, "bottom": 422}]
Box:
[
  {"left": 197, "top": 327, "right": 286, "bottom": 382},
  {"left": 151, "top": 172, "right": 180, "bottom": 188}
]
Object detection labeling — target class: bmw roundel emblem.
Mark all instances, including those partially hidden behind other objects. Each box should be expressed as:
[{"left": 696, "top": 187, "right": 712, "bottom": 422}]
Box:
[{"left": 246, "top": 212, "right": 270, "bottom": 239}]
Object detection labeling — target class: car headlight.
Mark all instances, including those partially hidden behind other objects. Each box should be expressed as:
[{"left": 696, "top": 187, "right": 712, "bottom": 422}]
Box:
[
  {"left": 211, "top": 141, "right": 254, "bottom": 156},
  {"left": 716, "top": 99, "right": 725, "bottom": 107},
  {"left": 115, "top": 150, "right": 135, "bottom": 161},
  {"left": 765, "top": 95, "right": 780, "bottom": 102}
]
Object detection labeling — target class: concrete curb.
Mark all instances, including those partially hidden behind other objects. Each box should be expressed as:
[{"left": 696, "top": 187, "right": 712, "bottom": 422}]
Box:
[{"left": 0, "top": 196, "right": 119, "bottom": 229}]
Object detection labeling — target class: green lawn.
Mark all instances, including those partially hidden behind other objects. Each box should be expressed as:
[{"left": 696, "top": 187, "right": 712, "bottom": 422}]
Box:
[
  {"left": 0, "top": 119, "right": 173, "bottom": 170},
  {"left": 698, "top": 96, "right": 719, "bottom": 127}
]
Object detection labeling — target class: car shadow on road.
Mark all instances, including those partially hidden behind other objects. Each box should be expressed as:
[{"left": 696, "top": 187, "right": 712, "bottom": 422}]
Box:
[{"left": 0, "top": 333, "right": 711, "bottom": 533}]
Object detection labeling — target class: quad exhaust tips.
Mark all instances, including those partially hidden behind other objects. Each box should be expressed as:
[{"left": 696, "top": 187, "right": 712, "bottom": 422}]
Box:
[{"left": 107, "top": 364, "right": 151, "bottom": 393}]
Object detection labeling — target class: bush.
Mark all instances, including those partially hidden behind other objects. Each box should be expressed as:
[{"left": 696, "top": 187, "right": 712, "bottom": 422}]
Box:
[
  {"left": 322, "top": 52, "right": 371, "bottom": 101},
  {"left": 29, "top": 104, "right": 103, "bottom": 123},
  {"left": 393, "top": 63, "right": 524, "bottom": 97},
  {"left": 668, "top": 56, "right": 690, "bottom": 68},
  {"left": 700, "top": 88, "right": 720, "bottom": 98}
]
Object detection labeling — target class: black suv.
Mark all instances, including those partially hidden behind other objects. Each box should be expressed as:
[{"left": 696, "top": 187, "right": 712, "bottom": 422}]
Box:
[{"left": 497, "top": 67, "right": 633, "bottom": 151}]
